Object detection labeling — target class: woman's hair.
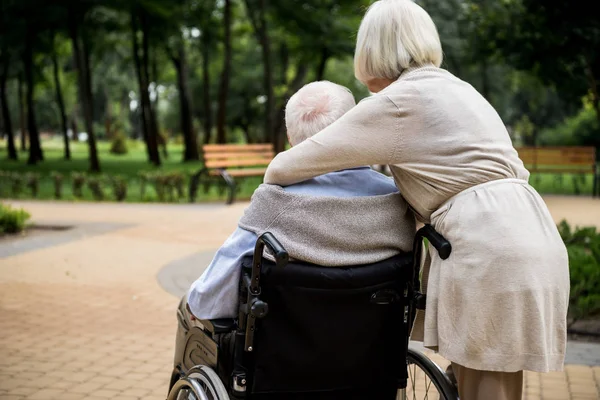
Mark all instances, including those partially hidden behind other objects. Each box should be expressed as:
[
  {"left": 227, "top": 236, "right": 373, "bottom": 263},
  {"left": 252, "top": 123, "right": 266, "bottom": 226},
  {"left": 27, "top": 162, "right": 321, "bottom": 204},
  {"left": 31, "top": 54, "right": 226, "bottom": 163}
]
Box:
[
  {"left": 354, "top": 0, "right": 443, "bottom": 84},
  {"left": 285, "top": 81, "right": 356, "bottom": 146}
]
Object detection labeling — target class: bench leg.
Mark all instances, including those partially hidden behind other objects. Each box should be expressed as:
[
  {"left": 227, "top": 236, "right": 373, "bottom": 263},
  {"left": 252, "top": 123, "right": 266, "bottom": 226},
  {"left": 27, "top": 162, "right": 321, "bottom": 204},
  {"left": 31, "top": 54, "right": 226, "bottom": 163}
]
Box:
[
  {"left": 189, "top": 168, "right": 208, "bottom": 203},
  {"left": 217, "top": 169, "right": 236, "bottom": 205}
]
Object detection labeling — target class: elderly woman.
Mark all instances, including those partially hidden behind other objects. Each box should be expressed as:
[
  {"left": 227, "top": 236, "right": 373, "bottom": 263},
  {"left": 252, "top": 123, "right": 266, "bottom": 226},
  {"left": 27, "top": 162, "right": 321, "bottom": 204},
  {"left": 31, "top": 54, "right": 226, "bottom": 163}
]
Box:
[{"left": 264, "top": 1, "right": 570, "bottom": 399}]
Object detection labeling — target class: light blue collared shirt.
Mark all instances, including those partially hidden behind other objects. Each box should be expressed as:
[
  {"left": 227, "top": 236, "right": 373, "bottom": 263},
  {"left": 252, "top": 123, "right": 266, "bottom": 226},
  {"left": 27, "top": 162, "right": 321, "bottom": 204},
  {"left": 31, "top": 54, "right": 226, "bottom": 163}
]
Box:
[{"left": 187, "top": 167, "right": 398, "bottom": 319}]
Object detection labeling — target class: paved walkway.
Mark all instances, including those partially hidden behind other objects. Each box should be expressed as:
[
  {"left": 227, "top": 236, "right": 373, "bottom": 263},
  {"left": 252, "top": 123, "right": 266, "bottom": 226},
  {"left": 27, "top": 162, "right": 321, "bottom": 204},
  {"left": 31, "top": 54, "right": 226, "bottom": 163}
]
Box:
[{"left": 0, "top": 196, "right": 598, "bottom": 400}]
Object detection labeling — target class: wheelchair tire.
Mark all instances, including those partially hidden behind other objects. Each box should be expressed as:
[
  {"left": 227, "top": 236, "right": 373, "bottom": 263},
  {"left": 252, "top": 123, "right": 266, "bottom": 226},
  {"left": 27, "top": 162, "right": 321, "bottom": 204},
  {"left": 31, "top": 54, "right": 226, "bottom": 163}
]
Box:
[
  {"left": 399, "top": 348, "right": 459, "bottom": 400},
  {"left": 167, "top": 366, "right": 230, "bottom": 400}
]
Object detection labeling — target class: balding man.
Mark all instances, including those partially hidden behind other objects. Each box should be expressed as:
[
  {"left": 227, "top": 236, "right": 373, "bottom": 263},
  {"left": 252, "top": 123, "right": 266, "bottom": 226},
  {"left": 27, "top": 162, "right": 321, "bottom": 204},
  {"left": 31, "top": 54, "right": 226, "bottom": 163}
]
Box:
[{"left": 179, "top": 81, "right": 415, "bottom": 323}]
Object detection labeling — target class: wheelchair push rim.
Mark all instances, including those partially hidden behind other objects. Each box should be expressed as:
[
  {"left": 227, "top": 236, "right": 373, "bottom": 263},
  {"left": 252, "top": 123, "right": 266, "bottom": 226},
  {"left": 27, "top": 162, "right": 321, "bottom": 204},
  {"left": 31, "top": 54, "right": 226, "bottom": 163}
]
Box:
[
  {"left": 397, "top": 348, "right": 459, "bottom": 400},
  {"left": 168, "top": 366, "right": 230, "bottom": 400}
]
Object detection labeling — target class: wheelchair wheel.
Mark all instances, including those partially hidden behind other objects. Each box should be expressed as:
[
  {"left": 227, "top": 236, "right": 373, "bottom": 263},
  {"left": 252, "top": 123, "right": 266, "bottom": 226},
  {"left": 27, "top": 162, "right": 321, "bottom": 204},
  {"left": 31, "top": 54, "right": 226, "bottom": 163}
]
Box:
[
  {"left": 397, "top": 348, "right": 459, "bottom": 400},
  {"left": 167, "top": 366, "right": 230, "bottom": 400}
]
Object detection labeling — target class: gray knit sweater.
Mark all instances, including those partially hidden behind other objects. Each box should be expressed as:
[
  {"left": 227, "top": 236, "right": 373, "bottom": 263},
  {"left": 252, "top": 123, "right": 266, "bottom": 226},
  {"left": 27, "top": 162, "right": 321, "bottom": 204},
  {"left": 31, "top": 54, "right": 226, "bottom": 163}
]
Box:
[{"left": 238, "top": 184, "right": 415, "bottom": 266}]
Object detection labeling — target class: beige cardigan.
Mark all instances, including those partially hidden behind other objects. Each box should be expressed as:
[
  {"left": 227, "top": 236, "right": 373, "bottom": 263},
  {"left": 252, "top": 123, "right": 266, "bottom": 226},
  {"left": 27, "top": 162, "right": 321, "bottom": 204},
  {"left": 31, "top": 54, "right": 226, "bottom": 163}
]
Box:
[
  {"left": 265, "top": 65, "right": 529, "bottom": 222},
  {"left": 264, "top": 65, "right": 570, "bottom": 373}
]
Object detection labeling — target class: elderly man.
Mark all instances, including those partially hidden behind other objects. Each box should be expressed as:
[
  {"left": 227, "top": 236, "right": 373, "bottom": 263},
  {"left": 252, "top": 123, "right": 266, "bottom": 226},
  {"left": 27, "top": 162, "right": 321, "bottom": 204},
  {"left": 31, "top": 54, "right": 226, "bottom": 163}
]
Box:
[{"left": 181, "top": 81, "right": 415, "bottom": 323}]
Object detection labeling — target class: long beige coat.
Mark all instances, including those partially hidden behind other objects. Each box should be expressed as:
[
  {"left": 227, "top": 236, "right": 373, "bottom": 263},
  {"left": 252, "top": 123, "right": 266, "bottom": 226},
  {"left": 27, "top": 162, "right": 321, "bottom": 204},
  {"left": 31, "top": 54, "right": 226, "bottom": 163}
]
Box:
[{"left": 264, "top": 65, "right": 570, "bottom": 373}]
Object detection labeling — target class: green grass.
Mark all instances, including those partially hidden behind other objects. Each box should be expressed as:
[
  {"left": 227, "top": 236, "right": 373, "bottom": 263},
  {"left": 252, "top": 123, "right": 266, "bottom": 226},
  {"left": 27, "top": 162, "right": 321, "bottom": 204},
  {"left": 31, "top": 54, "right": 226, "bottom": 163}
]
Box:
[
  {"left": 0, "top": 138, "right": 260, "bottom": 203},
  {"left": 0, "top": 138, "right": 596, "bottom": 202}
]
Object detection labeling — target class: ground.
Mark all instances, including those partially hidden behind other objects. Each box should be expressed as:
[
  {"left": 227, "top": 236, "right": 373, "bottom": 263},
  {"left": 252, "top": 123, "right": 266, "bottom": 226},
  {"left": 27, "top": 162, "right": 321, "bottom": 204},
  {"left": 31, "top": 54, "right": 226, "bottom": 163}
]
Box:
[{"left": 0, "top": 196, "right": 599, "bottom": 399}]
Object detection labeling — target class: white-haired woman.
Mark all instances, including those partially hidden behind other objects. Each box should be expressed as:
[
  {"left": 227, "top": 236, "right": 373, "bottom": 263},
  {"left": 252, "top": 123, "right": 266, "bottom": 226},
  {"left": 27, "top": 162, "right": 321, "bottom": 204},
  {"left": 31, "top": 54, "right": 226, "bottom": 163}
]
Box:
[{"left": 265, "top": 1, "right": 569, "bottom": 399}]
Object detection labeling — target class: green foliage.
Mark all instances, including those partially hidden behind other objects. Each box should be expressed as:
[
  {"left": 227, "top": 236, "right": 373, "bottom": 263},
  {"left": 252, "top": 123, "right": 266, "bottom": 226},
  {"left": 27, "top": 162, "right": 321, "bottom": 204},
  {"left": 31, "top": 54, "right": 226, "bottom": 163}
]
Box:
[
  {"left": 540, "top": 107, "right": 600, "bottom": 151},
  {"left": 109, "top": 133, "right": 129, "bottom": 155},
  {"left": 25, "top": 173, "right": 40, "bottom": 198},
  {"left": 0, "top": 203, "right": 31, "bottom": 234},
  {"left": 87, "top": 176, "right": 105, "bottom": 201},
  {"left": 51, "top": 172, "right": 64, "bottom": 199},
  {"left": 71, "top": 172, "right": 87, "bottom": 199},
  {"left": 110, "top": 175, "right": 128, "bottom": 202},
  {"left": 10, "top": 174, "right": 24, "bottom": 198},
  {"left": 558, "top": 220, "right": 600, "bottom": 321}
]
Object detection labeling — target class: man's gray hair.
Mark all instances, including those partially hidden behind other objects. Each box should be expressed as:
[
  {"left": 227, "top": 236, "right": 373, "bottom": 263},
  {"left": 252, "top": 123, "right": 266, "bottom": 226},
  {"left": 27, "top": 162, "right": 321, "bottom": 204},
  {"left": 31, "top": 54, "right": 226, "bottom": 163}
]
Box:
[{"left": 285, "top": 81, "right": 356, "bottom": 146}]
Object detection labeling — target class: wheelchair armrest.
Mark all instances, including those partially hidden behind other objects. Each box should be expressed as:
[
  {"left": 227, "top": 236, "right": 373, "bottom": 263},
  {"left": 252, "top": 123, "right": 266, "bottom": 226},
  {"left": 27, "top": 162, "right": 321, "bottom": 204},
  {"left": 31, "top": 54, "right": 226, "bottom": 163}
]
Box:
[{"left": 199, "top": 318, "right": 236, "bottom": 335}]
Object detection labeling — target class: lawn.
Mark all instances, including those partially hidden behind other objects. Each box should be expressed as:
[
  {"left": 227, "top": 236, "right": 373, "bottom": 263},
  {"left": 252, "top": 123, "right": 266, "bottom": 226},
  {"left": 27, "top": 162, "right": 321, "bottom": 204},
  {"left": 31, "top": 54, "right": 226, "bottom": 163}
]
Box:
[
  {"left": 0, "top": 137, "right": 597, "bottom": 203},
  {"left": 0, "top": 138, "right": 261, "bottom": 203}
]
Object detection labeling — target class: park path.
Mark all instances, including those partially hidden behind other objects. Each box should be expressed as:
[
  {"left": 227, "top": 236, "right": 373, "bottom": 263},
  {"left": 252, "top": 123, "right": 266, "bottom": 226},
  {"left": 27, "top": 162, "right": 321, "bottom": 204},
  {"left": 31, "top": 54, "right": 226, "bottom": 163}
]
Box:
[{"left": 0, "top": 196, "right": 599, "bottom": 400}]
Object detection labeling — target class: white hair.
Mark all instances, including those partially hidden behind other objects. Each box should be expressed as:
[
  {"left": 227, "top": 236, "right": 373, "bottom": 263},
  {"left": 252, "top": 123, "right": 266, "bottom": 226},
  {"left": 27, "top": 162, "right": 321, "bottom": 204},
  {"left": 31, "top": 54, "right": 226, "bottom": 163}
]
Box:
[
  {"left": 285, "top": 81, "right": 356, "bottom": 146},
  {"left": 354, "top": 0, "right": 443, "bottom": 84}
]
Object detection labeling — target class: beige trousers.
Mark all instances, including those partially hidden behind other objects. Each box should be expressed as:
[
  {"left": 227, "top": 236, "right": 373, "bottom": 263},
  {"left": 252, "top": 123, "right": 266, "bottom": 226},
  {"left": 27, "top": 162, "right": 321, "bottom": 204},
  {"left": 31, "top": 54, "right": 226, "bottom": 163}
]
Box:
[{"left": 451, "top": 363, "right": 523, "bottom": 400}]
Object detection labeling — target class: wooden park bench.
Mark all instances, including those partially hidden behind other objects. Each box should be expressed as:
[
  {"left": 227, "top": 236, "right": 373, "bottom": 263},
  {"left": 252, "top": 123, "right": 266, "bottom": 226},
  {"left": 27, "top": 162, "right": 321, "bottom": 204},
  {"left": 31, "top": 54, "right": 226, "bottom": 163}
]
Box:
[
  {"left": 189, "top": 144, "right": 275, "bottom": 204},
  {"left": 516, "top": 146, "right": 598, "bottom": 197}
]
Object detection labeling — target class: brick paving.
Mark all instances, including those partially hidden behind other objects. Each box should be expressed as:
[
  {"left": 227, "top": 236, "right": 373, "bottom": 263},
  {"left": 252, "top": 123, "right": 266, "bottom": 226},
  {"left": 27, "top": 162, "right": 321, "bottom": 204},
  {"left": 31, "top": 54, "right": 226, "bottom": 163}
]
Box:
[{"left": 0, "top": 196, "right": 599, "bottom": 400}]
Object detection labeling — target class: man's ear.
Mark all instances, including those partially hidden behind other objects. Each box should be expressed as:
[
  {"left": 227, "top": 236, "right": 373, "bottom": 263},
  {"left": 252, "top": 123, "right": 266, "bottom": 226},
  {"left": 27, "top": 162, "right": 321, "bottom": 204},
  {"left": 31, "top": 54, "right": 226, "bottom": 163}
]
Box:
[{"left": 286, "top": 132, "right": 293, "bottom": 147}]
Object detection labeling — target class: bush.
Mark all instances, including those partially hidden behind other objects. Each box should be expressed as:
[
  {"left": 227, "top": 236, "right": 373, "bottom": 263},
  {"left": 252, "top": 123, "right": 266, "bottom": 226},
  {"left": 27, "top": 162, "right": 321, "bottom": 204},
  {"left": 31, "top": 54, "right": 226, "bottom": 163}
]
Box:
[
  {"left": 0, "top": 203, "right": 30, "bottom": 234},
  {"left": 51, "top": 172, "right": 64, "bottom": 199},
  {"left": 10, "top": 174, "right": 24, "bottom": 198},
  {"left": 110, "top": 176, "right": 128, "bottom": 202},
  {"left": 110, "top": 133, "right": 128, "bottom": 155},
  {"left": 71, "top": 172, "right": 86, "bottom": 198},
  {"left": 558, "top": 220, "right": 600, "bottom": 322},
  {"left": 25, "top": 173, "right": 40, "bottom": 198},
  {"left": 540, "top": 107, "right": 600, "bottom": 151},
  {"left": 87, "top": 176, "right": 105, "bottom": 201}
]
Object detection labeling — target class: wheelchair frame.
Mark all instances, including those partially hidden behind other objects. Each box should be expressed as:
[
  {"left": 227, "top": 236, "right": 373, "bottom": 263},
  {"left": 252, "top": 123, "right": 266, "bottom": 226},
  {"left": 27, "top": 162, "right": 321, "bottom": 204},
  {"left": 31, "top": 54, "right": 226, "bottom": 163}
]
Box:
[{"left": 168, "top": 225, "right": 458, "bottom": 400}]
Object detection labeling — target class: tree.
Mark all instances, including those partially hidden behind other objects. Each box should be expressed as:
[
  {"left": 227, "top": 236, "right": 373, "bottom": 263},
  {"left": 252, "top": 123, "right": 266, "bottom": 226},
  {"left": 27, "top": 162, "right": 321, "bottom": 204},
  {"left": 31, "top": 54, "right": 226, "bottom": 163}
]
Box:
[
  {"left": 0, "top": 52, "right": 18, "bottom": 160},
  {"left": 244, "top": 0, "right": 275, "bottom": 149},
  {"left": 131, "top": 5, "right": 161, "bottom": 166},
  {"left": 51, "top": 32, "right": 71, "bottom": 160},
  {"left": 23, "top": 25, "right": 44, "bottom": 164},
  {"left": 216, "top": 0, "right": 233, "bottom": 144},
  {"left": 69, "top": 5, "right": 101, "bottom": 171},
  {"left": 466, "top": 0, "right": 600, "bottom": 122}
]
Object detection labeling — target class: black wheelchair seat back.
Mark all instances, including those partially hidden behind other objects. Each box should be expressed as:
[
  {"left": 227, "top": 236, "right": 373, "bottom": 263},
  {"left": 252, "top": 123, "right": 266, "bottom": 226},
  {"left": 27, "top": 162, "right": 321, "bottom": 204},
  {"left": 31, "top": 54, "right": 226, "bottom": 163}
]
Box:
[{"left": 242, "top": 253, "right": 413, "bottom": 396}]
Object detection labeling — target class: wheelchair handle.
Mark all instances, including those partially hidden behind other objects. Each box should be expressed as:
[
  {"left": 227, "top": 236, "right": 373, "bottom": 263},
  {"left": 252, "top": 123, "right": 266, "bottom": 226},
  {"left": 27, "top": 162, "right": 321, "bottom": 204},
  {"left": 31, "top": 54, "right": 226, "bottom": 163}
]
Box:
[
  {"left": 253, "top": 232, "right": 289, "bottom": 268},
  {"left": 419, "top": 225, "right": 452, "bottom": 260}
]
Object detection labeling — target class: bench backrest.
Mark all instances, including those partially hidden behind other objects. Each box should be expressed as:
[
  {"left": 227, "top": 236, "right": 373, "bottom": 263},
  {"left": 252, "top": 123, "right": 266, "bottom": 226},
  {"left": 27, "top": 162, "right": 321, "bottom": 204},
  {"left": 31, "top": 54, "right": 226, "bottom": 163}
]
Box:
[
  {"left": 202, "top": 144, "right": 275, "bottom": 169},
  {"left": 516, "top": 146, "right": 597, "bottom": 171}
]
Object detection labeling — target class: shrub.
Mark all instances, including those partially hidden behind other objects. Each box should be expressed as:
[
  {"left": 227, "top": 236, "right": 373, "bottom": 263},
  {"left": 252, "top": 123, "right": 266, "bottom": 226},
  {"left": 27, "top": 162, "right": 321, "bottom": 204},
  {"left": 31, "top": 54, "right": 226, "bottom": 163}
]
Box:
[
  {"left": 87, "top": 176, "right": 105, "bottom": 201},
  {"left": 0, "top": 203, "right": 30, "bottom": 234},
  {"left": 25, "top": 173, "right": 40, "bottom": 198},
  {"left": 558, "top": 220, "right": 600, "bottom": 322},
  {"left": 71, "top": 172, "right": 86, "bottom": 198},
  {"left": 111, "top": 176, "right": 128, "bottom": 202},
  {"left": 51, "top": 172, "right": 64, "bottom": 199},
  {"left": 10, "top": 174, "right": 24, "bottom": 197},
  {"left": 110, "top": 133, "right": 128, "bottom": 155}
]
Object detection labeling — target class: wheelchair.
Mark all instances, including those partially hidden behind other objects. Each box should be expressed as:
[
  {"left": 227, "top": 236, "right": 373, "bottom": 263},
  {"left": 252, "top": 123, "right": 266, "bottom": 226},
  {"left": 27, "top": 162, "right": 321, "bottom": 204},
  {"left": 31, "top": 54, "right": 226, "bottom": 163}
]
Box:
[{"left": 168, "top": 225, "right": 459, "bottom": 400}]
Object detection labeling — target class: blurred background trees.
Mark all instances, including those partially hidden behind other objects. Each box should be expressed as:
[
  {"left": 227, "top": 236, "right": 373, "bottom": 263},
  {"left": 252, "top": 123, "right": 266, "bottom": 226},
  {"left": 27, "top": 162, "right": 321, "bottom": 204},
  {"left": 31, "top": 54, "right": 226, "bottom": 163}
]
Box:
[{"left": 0, "top": 0, "right": 598, "bottom": 170}]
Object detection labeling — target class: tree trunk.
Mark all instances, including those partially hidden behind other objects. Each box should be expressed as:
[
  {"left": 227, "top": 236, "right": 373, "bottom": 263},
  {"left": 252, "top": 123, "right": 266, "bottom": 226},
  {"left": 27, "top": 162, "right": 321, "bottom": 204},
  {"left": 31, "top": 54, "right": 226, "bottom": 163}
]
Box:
[
  {"left": 280, "top": 42, "right": 289, "bottom": 86},
  {"left": 245, "top": 0, "right": 275, "bottom": 148},
  {"left": 201, "top": 43, "right": 213, "bottom": 144},
  {"left": 0, "top": 56, "right": 18, "bottom": 160},
  {"left": 583, "top": 55, "right": 600, "bottom": 123},
  {"left": 104, "top": 87, "right": 112, "bottom": 139},
  {"left": 18, "top": 74, "right": 27, "bottom": 151},
  {"left": 272, "top": 62, "right": 310, "bottom": 141},
  {"left": 216, "top": 0, "right": 232, "bottom": 144},
  {"left": 140, "top": 9, "right": 161, "bottom": 166},
  {"left": 24, "top": 29, "right": 43, "bottom": 164},
  {"left": 315, "top": 48, "right": 330, "bottom": 81},
  {"left": 69, "top": 13, "right": 100, "bottom": 171},
  {"left": 172, "top": 46, "right": 199, "bottom": 161},
  {"left": 81, "top": 32, "right": 100, "bottom": 172},
  {"left": 131, "top": 9, "right": 160, "bottom": 166},
  {"left": 71, "top": 117, "right": 78, "bottom": 143},
  {"left": 480, "top": 59, "right": 490, "bottom": 101},
  {"left": 51, "top": 46, "right": 71, "bottom": 160}
]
